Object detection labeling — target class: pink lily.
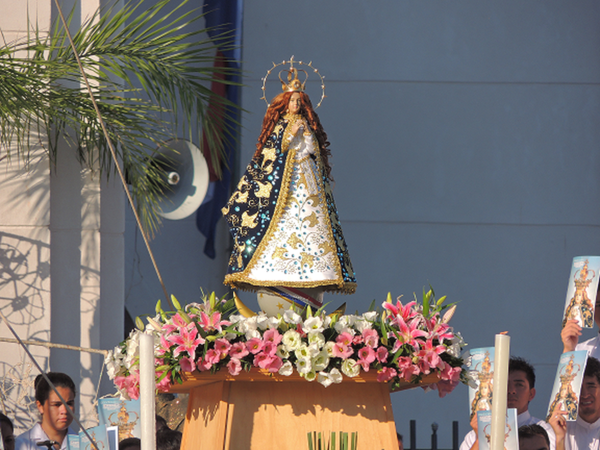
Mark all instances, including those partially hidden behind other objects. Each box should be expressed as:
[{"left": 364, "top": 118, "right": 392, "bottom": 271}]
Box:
[
  {"left": 391, "top": 315, "right": 428, "bottom": 349},
  {"left": 417, "top": 338, "right": 446, "bottom": 371},
  {"left": 425, "top": 317, "right": 455, "bottom": 342},
  {"left": 382, "top": 299, "right": 418, "bottom": 324},
  {"left": 199, "top": 311, "right": 231, "bottom": 333},
  {"left": 167, "top": 325, "right": 204, "bottom": 358},
  {"left": 156, "top": 334, "right": 172, "bottom": 356},
  {"left": 162, "top": 312, "right": 195, "bottom": 335}
]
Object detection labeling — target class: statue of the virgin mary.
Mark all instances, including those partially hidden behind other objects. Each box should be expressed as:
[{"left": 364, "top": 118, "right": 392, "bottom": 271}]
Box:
[{"left": 222, "top": 59, "right": 356, "bottom": 314}]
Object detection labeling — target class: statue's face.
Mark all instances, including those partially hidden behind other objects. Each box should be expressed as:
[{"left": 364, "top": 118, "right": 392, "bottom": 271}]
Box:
[{"left": 288, "top": 92, "right": 301, "bottom": 114}]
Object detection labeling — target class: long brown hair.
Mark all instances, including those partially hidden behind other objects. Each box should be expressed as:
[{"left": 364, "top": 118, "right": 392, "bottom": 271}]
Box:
[{"left": 255, "top": 91, "right": 333, "bottom": 180}]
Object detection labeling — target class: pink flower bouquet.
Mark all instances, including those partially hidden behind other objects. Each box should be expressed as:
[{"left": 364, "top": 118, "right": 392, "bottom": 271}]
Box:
[{"left": 105, "top": 289, "right": 468, "bottom": 399}]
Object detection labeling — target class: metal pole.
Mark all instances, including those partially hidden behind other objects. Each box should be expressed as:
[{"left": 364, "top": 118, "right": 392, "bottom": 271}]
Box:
[
  {"left": 431, "top": 422, "right": 438, "bottom": 450},
  {"left": 410, "top": 420, "right": 417, "bottom": 450},
  {"left": 453, "top": 421, "right": 459, "bottom": 450}
]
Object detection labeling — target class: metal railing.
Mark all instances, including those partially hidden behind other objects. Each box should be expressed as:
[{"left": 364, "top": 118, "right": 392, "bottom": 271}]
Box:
[{"left": 408, "top": 420, "right": 460, "bottom": 450}]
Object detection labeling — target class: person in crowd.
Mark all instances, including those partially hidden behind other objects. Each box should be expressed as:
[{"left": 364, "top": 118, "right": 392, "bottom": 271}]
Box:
[
  {"left": 460, "top": 357, "right": 555, "bottom": 450},
  {"left": 14, "top": 372, "right": 77, "bottom": 450},
  {"left": 118, "top": 438, "right": 140, "bottom": 450},
  {"left": 155, "top": 415, "right": 168, "bottom": 432},
  {"left": 0, "top": 413, "right": 15, "bottom": 450},
  {"left": 549, "top": 357, "right": 600, "bottom": 450},
  {"left": 561, "top": 291, "right": 600, "bottom": 358},
  {"left": 156, "top": 429, "right": 181, "bottom": 450},
  {"left": 519, "top": 424, "right": 550, "bottom": 450}
]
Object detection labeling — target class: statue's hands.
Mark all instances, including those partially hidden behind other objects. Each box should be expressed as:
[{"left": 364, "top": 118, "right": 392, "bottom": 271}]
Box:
[
  {"left": 561, "top": 319, "right": 582, "bottom": 353},
  {"left": 291, "top": 119, "right": 308, "bottom": 136}
]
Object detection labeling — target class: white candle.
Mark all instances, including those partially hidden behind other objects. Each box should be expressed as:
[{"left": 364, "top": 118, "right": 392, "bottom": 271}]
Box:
[
  {"left": 491, "top": 334, "right": 510, "bottom": 450},
  {"left": 140, "top": 332, "right": 156, "bottom": 450}
]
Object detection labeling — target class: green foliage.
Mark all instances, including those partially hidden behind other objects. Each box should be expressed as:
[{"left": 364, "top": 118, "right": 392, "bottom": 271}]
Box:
[
  {"left": 0, "top": 0, "right": 240, "bottom": 236},
  {"left": 307, "top": 431, "right": 358, "bottom": 450}
]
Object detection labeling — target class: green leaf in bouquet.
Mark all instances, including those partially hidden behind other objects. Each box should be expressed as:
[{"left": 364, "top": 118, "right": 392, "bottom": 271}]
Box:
[
  {"left": 367, "top": 299, "right": 376, "bottom": 312},
  {"left": 380, "top": 314, "right": 388, "bottom": 346},
  {"left": 156, "top": 370, "right": 170, "bottom": 383},
  {"left": 422, "top": 287, "right": 430, "bottom": 317}
]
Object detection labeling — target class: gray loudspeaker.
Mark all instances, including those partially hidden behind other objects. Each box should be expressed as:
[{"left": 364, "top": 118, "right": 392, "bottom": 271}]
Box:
[{"left": 153, "top": 139, "right": 209, "bottom": 220}]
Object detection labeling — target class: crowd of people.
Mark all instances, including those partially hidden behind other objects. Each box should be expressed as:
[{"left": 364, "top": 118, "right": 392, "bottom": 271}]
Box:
[
  {"left": 461, "top": 301, "right": 600, "bottom": 450},
  {"left": 0, "top": 373, "right": 181, "bottom": 450}
]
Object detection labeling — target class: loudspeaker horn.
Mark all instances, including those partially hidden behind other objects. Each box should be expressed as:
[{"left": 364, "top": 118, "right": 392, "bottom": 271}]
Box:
[{"left": 152, "top": 139, "right": 209, "bottom": 220}]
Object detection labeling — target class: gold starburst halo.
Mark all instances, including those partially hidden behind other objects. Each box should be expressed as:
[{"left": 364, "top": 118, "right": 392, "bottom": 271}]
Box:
[{"left": 260, "top": 56, "right": 326, "bottom": 108}]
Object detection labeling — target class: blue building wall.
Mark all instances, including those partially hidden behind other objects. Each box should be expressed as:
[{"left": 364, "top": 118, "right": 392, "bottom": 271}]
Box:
[{"left": 126, "top": 1, "right": 600, "bottom": 444}]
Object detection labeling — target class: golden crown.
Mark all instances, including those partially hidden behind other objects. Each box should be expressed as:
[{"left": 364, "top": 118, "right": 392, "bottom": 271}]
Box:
[{"left": 260, "top": 56, "right": 326, "bottom": 108}]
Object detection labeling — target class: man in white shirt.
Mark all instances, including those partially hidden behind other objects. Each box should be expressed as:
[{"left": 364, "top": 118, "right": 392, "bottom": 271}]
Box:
[
  {"left": 460, "top": 357, "right": 555, "bottom": 450},
  {"left": 549, "top": 356, "right": 600, "bottom": 450},
  {"left": 15, "top": 373, "right": 77, "bottom": 450}
]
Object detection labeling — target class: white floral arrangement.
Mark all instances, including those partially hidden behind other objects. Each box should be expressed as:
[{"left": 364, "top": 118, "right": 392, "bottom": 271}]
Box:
[{"left": 105, "top": 289, "right": 468, "bottom": 399}]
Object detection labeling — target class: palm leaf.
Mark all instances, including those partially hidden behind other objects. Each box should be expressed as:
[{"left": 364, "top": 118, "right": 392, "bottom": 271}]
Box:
[{"left": 0, "top": 0, "right": 241, "bottom": 236}]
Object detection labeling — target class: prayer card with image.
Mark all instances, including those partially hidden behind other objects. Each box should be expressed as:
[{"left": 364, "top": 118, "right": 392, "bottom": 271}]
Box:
[
  {"left": 477, "top": 408, "right": 518, "bottom": 450},
  {"left": 468, "top": 347, "right": 495, "bottom": 419},
  {"left": 547, "top": 350, "right": 588, "bottom": 422},
  {"left": 562, "top": 256, "right": 600, "bottom": 329}
]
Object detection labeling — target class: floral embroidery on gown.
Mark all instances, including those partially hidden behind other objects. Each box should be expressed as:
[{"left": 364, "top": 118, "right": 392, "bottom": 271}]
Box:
[{"left": 222, "top": 117, "right": 356, "bottom": 294}]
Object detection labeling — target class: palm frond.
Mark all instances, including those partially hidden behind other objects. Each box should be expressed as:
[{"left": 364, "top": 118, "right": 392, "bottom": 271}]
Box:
[{"left": 0, "top": 0, "right": 242, "bottom": 236}]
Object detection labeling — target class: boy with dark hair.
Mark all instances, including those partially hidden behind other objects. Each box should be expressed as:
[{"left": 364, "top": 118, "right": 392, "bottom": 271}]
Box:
[
  {"left": 549, "top": 357, "right": 600, "bottom": 450},
  {"left": 460, "top": 357, "right": 555, "bottom": 450},
  {"left": 0, "top": 413, "right": 15, "bottom": 450},
  {"left": 15, "top": 373, "right": 78, "bottom": 450},
  {"left": 519, "top": 424, "right": 550, "bottom": 450},
  {"left": 156, "top": 429, "right": 182, "bottom": 450}
]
